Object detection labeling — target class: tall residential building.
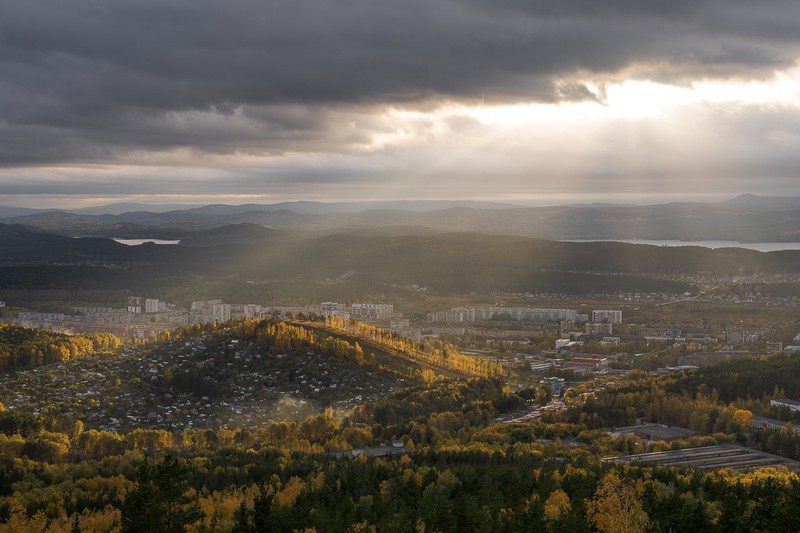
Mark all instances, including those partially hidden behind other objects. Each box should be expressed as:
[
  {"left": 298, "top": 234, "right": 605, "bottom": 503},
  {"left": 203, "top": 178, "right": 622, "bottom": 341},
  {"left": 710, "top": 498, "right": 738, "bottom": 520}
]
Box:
[
  {"left": 19, "top": 312, "right": 66, "bottom": 323},
  {"left": 428, "top": 306, "right": 576, "bottom": 323},
  {"left": 230, "top": 303, "right": 261, "bottom": 318},
  {"left": 427, "top": 307, "right": 476, "bottom": 323},
  {"left": 191, "top": 299, "right": 222, "bottom": 311},
  {"left": 321, "top": 302, "right": 348, "bottom": 318},
  {"left": 592, "top": 310, "right": 623, "bottom": 325},
  {"left": 189, "top": 300, "right": 231, "bottom": 324},
  {"left": 127, "top": 296, "right": 142, "bottom": 314},
  {"left": 211, "top": 303, "right": 231, "bottom": 322},
  {"left": 349, "top": 303, "right": 394, "bottom": 321},
  {"left": 145, "top": 298, "right": 160, "bottom": 313}
]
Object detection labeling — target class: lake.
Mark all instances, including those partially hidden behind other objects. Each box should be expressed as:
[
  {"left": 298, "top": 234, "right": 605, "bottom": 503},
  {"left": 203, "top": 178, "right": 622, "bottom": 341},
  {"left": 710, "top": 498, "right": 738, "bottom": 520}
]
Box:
[
  {"left": 113, "top": 238, "right": 180, "bottom": 246},
  {"left": 565, "top": 239, "right": 800, "bottom": 252}
]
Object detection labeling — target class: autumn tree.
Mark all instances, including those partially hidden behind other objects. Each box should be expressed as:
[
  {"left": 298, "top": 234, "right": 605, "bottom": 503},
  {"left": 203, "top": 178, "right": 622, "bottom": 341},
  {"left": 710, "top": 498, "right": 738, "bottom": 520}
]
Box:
[
  {"left": 587, "top": 471, "right": 650, "bottom": 533},
  {"left": 733, "top": 409, "right": 753, "bottom": 428},
  {"left": 544, "top": 489, "right": 571, "bottom": 521}
]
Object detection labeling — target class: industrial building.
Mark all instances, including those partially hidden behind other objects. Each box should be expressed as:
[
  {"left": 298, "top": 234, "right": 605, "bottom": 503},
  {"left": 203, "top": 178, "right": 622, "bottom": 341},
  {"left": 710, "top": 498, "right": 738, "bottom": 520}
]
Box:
[{"left": 605, "top": 444, "right": 800, "bottom": 472}]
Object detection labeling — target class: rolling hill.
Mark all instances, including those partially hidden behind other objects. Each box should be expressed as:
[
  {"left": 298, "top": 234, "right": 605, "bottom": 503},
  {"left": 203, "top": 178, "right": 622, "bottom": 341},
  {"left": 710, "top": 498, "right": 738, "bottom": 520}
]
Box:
[
  {"left": 4, "top": 223, "right": 800, "bottom": 296},
  {"left": 3, "top": 195, "right": 799, "bottom": 242}
]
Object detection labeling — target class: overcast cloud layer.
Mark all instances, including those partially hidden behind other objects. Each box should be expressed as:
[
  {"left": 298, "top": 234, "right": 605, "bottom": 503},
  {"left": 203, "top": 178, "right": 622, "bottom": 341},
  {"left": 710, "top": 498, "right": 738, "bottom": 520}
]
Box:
[{"left": 2, "top": 0, "right": 800, "bottom": 205}]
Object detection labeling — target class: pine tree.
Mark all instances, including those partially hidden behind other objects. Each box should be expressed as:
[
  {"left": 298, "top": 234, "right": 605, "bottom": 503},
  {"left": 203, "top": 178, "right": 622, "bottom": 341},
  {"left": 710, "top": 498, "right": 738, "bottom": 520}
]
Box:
[
  {"left": 121, "top": 456, "right": 159, "bottom": 533},
  {"left": 157, "top": 455, "right": 203, "bottom": 532},
  {"left": 252, "top": 485, "right": 276, "bottom": 532},
  {"left": 121, "top": 455, "right": 203, "bottom": 532},
  {"left": 230, "top": 500, "right": 253, "bottom": 533}
]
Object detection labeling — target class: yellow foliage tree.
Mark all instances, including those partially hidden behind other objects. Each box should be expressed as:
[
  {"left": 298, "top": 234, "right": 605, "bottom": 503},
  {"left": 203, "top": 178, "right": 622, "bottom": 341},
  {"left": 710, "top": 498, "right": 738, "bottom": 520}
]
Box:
[
  {"left": 587, "top": 471, "right": 650, "bottom": 533},
  {"left": 544, "top": 488, "right": 571, "bottom": 521},
  {"left": 4, "top": 499, "right": 48, "bottom": 533},
  {"left": 276, "top": 476, "right": 306, "bottom": 508},
  {"left": 733, "top": 409, "right": 753, "bottom": 428}
]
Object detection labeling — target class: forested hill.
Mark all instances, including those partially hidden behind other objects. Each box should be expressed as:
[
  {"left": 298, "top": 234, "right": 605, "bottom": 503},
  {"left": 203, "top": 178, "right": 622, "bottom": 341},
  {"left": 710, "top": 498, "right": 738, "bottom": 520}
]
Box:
[
  {"left": 0, "top": 319, "right": 503, "bottom": 432},
  {"left": 0, "top": 324, "right": 120, "bottom": 372},
  {"left": 4, "top": 224, "right": 800, "bottom": 294}
]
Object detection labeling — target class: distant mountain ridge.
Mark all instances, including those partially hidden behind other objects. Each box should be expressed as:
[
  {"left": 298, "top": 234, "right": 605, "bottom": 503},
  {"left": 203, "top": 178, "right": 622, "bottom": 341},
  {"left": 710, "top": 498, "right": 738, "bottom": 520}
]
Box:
[
  {"left": 72, "top": 202, "right": 204, "bottom": 215},
  {"left": 0, "top": 199, "right": 520, "bottom": 219},
  {"left": 2, "top": 195, "right": 799, "bottom": 242}
]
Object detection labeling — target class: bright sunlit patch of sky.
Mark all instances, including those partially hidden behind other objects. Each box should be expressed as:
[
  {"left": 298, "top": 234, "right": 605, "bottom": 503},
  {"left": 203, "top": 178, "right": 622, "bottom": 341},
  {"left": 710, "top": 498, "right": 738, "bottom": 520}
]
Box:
[
  {"left": 693, "top": 69, "right": 800, "bottom": 105},
  {"left": 413, "top": 67, "right": 800, "bottom": 128}
]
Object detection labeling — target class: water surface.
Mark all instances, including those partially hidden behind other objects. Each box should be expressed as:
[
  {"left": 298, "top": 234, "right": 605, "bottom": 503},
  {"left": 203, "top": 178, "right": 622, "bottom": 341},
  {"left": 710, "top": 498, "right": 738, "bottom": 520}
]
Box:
[
  {"left": 113, "top": 238, "right": 180, "bottom": 246},
  {"left": 565, "top": 239, "right": 800, "bottom": 252}
]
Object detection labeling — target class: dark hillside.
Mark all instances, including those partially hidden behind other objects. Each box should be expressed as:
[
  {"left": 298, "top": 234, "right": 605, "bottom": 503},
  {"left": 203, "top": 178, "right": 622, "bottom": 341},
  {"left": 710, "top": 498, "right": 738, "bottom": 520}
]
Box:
[{"left": 3, "top": 225, "right": 800, "bottom": 294}]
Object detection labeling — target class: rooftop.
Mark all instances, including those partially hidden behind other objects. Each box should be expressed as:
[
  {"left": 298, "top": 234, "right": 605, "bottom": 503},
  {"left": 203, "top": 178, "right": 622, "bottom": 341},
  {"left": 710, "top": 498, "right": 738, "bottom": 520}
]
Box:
[
  {"left": 773, "top": 398, "right": 800, "bottom": 407},
  {"left": 605, "top": 444, "right": 800, "bottom": 472}
]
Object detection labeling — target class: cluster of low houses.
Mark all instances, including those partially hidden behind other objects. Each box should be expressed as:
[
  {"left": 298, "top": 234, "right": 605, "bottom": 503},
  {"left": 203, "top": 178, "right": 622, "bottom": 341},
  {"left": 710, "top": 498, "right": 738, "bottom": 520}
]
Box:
[{"left": 0, "top": 333, "right": 406, "bottom": 432}]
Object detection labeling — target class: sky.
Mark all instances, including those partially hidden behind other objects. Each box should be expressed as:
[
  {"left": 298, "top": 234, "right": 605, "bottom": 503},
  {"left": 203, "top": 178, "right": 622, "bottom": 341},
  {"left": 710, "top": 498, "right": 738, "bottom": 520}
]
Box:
[{"left": 2, "top": 0, "right": 800, "bottom": 208}]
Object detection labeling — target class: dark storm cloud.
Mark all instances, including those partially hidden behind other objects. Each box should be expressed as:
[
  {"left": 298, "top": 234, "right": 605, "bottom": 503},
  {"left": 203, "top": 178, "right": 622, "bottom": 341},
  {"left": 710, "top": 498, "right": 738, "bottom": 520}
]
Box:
[
  {"left": 2, "top": 0, "right": 800, "bottom": 166},
  {"left": 0, "top": 165, "right": 372, "bottom": 197},
  {"left": 4, "top": 101, "right": 800, "bottom": 201}
]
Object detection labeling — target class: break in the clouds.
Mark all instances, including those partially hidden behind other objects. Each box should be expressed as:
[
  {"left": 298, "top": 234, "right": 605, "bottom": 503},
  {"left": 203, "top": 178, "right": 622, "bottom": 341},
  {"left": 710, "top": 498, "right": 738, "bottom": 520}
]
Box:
[{"left": 2, "top": 0, "right": 800, "bottom": 204}]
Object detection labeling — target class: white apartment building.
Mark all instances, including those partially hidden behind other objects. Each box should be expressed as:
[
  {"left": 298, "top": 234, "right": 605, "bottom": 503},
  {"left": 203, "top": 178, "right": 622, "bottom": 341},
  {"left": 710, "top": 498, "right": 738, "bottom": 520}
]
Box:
[
  {"left": 349, "top": 303, "right": 394, "bottom": 321},
  {"left": 321, "top": 302, "right": 348, "bottom": 318},
  {"left": 145, "top": 299, "right": 160, "bottom": 313},
  {"left": 592, "top": 310, "right": 623, "bottom": 325}
]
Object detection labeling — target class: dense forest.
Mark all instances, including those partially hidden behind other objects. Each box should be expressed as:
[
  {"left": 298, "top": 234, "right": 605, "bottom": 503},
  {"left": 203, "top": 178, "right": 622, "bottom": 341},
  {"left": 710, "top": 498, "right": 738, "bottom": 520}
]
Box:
[
  {"left": 2, "top": 320, "right": 800, "bottom": 530},
  {"left": 1, "top": 377, "right": 799, "bottom": 532},
  {"left": 0, "top": 324, "right": 120, "bottom": 372},
  {"left": 312, "top": 316, "right": 503, "bottom": 379}
]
